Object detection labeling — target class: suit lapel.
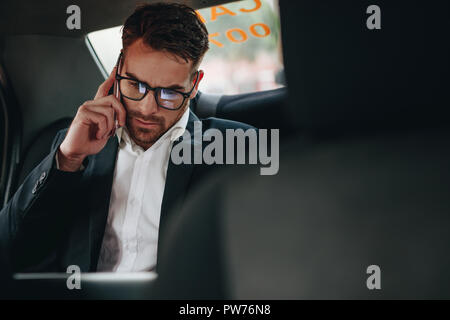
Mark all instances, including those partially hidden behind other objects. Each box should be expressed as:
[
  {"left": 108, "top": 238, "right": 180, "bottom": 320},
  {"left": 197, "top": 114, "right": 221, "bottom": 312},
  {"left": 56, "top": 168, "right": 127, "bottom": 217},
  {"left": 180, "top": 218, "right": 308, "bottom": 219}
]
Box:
[
  {"left": 85, "top": 136, "right": 119, "bottom": 271},
  {"left": 157, "top": 111, "right": 199, "bottom": 265}
]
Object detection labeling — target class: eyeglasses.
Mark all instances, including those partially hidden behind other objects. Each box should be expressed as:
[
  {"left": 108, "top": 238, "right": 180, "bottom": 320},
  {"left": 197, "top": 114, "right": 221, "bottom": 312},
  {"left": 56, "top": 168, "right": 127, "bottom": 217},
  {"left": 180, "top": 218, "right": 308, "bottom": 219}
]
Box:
[{"left": 114, "top": 53, "right": 199, "bottom": 111}]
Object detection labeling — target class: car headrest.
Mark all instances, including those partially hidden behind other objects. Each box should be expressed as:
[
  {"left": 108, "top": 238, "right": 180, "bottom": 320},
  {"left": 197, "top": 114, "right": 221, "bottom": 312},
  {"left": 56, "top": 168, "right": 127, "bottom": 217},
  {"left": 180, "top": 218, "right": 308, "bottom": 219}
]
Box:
[{"left": 280, "top": 0, "right": 450, "bottom": 135}]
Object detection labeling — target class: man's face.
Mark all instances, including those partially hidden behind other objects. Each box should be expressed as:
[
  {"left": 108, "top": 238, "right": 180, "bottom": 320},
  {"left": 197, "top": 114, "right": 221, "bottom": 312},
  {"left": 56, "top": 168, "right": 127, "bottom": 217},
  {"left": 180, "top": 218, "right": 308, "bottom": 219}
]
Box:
[{"left": 120, "top": 39, "right": 203, "bottom": 149}]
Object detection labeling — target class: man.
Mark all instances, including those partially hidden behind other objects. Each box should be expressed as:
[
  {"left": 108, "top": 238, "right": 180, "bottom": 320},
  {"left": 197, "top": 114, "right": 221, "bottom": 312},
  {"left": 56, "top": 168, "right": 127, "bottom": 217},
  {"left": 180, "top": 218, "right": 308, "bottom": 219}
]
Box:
[{"left": 0, "top": 3, "right": 253, "bottom": 273}]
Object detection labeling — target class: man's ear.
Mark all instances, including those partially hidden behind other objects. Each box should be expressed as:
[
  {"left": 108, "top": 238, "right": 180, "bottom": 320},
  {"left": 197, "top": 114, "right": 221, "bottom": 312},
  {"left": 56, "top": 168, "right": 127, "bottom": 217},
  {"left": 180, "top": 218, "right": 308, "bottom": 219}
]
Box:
[{"left": 190, "top": 70, "right": 204, "bottom": 99}]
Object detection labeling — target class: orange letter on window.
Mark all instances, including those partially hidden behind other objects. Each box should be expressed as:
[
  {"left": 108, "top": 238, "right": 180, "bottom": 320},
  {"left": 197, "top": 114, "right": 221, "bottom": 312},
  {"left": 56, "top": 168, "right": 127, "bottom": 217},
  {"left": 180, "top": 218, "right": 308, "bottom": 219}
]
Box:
[
  {"left": 239, "top": 0, "right": 262, "bottom": 13},
  {"left": 195, "top": 10, "right": 206, "bottom": 24},
  {"left": 209, "top": 32, "right": 224, "bottom": 47},
  {"left": 211, "top": 6, "right": 236, "bottom": 22},
  {"left": 249, "top": 23, "right": 271, "bottom": 38},
  {"left": 226, "top": 28, "right": 248, "bottom": 43}
]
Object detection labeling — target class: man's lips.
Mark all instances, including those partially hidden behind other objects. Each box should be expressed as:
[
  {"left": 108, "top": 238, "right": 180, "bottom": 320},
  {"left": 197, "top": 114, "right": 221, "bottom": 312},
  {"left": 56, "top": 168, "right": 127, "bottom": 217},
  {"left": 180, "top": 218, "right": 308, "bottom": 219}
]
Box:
[{"left": 135, "top": 118, "right": 160, "bottom": 126}]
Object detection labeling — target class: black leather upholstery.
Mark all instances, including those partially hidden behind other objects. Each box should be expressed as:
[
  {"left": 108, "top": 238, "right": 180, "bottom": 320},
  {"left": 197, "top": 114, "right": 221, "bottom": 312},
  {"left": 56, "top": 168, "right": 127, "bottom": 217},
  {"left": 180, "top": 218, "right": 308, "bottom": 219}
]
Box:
[{"left": 193, "top": 87, "right": 294, "bottom": 138}]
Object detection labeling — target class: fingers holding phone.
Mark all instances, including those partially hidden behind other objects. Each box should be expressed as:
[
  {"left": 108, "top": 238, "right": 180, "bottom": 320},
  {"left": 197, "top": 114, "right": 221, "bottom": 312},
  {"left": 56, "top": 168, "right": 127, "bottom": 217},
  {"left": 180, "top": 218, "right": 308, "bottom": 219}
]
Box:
[{"left": 58, "top": 67, "right": 127, "bottom": 172}]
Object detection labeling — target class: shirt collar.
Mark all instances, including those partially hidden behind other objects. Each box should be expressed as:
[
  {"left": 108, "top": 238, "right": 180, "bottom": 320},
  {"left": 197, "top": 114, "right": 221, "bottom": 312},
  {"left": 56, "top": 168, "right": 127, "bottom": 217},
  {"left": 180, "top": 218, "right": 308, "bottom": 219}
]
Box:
[{"left": 115, "top": 106, "right": 190, "bottom": 151}]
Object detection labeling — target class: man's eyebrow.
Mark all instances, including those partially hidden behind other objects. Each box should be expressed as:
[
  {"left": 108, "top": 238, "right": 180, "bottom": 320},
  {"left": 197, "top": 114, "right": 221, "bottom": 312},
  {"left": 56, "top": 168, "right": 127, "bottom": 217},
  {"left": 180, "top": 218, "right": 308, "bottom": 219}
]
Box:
[{"left": 125, "top": 71, "right": 185, "bottom": 90}]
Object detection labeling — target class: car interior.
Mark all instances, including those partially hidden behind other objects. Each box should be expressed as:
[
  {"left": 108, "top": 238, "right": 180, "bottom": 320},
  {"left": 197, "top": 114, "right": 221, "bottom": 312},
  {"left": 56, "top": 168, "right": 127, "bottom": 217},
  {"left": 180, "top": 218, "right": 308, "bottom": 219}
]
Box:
[
  {"left": 0, "top": 0, "right": 291, "bottom": 298},
  {"left": 0, "top": 0, "right": 449, "bottom": 300}
]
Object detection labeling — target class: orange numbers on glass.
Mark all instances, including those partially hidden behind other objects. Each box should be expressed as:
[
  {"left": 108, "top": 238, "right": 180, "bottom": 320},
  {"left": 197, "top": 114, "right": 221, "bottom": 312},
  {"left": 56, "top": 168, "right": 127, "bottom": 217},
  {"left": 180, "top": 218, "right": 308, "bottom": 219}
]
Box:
[{"left": 196, "top": 0, "right": 262, "bottom": 24}]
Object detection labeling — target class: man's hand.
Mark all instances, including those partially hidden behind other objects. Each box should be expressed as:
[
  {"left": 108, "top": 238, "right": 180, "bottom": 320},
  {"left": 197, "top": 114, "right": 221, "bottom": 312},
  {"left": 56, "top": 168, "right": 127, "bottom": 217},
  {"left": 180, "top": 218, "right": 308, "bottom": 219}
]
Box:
[{"left": 58, "top": 67, "right": 126, "bottom": 172}]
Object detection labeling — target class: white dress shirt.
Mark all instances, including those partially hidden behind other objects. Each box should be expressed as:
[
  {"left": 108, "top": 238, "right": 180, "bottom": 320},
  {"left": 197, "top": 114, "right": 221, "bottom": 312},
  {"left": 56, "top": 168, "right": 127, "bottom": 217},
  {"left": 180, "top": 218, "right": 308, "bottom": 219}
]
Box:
[{"left": 96, "top": 107, "right": 190, "bottom": 272}]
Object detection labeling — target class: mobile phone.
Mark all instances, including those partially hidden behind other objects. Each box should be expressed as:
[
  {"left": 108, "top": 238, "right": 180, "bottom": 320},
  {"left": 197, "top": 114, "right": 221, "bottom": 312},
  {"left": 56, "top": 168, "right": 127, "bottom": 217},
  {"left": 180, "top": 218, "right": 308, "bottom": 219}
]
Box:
[
  {"left": 110, "top": 52, "right": 123, "bottom": 136},
  {"left": 112, "top": 79, "right": 120, "bottom": 135}
]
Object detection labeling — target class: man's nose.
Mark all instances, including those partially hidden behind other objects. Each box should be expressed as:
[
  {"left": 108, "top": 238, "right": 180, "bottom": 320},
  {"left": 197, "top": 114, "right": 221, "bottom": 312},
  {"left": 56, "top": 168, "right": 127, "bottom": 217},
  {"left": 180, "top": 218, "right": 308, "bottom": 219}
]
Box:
[{"left": 139, "top": 91, "right": 159, "bottom": 114}]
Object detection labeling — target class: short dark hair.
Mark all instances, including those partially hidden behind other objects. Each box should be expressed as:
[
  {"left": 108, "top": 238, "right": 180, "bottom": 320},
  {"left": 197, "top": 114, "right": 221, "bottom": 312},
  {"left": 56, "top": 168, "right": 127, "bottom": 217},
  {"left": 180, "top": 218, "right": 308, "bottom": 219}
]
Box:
[{"left": 122, "top": 2, "right": 209, "bottom": 72}]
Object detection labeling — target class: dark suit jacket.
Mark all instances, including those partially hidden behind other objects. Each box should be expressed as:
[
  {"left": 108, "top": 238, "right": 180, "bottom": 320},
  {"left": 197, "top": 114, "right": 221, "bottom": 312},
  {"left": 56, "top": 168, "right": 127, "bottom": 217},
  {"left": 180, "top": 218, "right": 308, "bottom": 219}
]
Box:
[{"left": 0, "top": 110, "right": 254, "bottom": 273}]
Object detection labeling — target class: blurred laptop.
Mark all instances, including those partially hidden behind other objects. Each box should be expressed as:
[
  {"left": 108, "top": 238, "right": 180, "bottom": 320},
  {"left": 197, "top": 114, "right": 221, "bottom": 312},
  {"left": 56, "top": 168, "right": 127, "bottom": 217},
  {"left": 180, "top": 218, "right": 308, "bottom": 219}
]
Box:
[{"left": 11, "top": 272, "right": 158, "bottom": 299}]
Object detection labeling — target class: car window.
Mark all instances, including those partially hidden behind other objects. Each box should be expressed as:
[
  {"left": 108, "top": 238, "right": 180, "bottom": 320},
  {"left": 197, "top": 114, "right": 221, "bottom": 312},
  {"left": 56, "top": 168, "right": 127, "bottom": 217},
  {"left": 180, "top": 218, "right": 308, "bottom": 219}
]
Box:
[{"left": 87, "top": 0, "right": 283, "bottom": 95}]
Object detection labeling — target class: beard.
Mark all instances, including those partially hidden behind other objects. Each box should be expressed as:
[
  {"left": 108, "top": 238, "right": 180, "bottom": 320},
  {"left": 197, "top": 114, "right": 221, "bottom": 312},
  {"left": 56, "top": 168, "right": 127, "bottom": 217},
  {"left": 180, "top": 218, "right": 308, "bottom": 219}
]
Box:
[
  {"left": 125, "top": 100, "right": 189, "bottom": 150},
  {"left": 126, "top": 111, "right": 166, "bottom": 149}
]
